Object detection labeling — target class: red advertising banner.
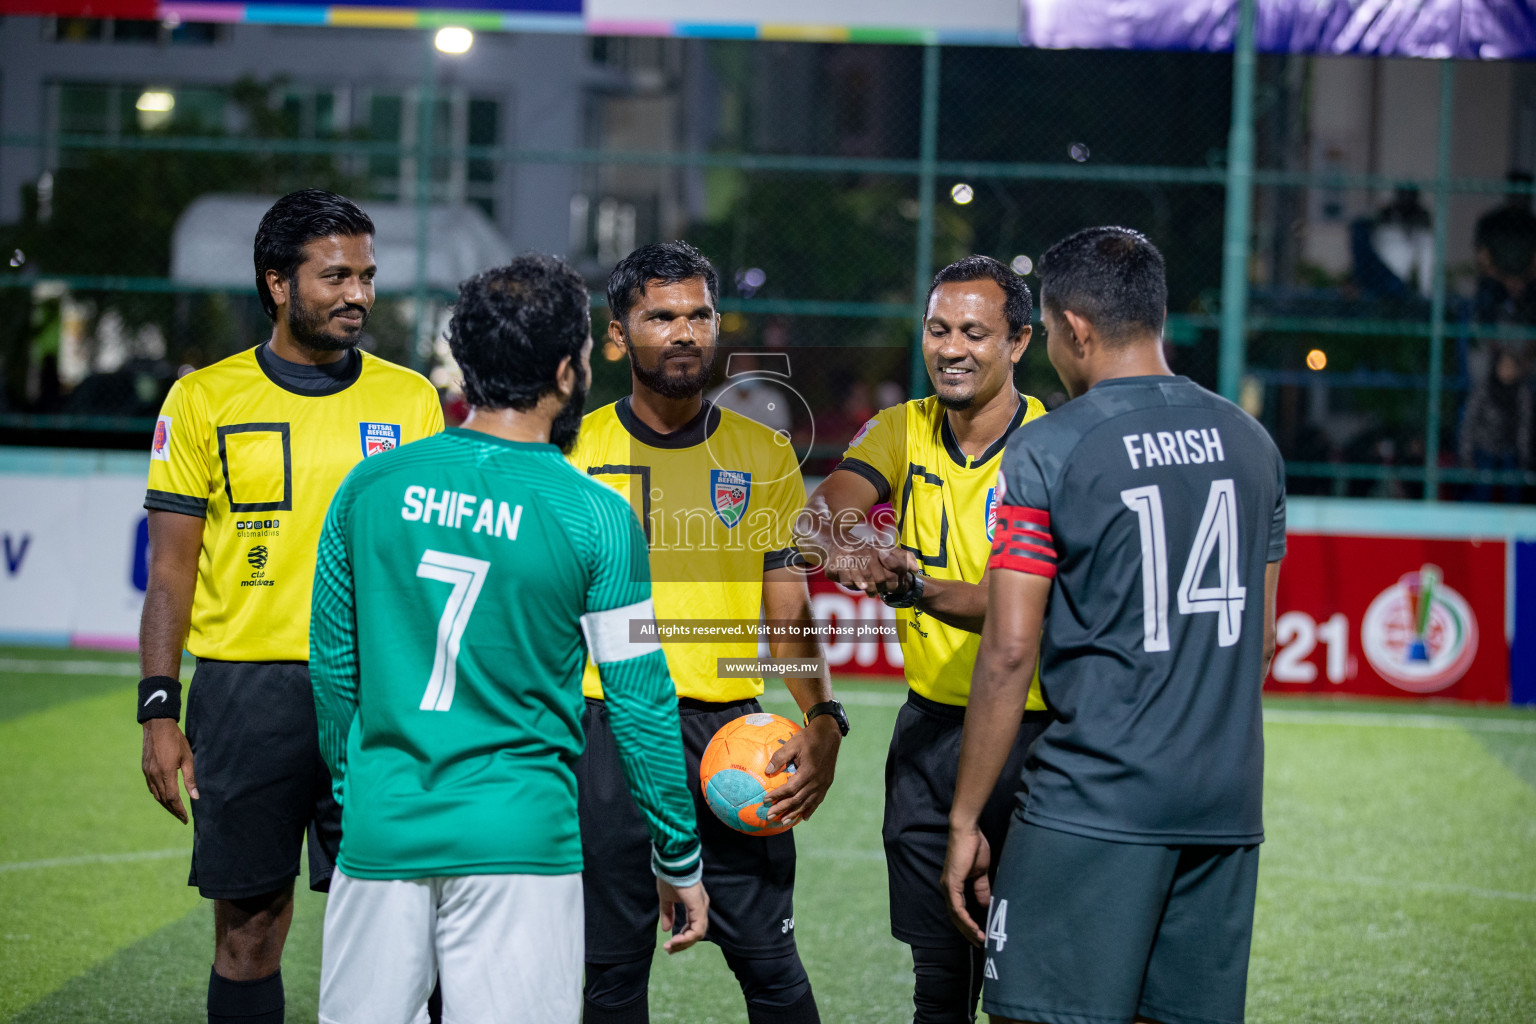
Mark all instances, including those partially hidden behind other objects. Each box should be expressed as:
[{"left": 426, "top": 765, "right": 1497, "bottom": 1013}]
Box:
[
  {"left": 807, "top": 576, "right": 905, "bottom": 677},
  {"left": 1265, "top": 534, "right": 1509, "bottom": 703}
]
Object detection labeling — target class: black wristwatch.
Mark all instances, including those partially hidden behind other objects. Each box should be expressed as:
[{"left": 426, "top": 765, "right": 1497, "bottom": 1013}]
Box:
[
  {"left": 882, "top": 571, "right": 925, "bottom": 609},
  {"left": 803, "top": 700, "right": 850, "bottom": 737}
]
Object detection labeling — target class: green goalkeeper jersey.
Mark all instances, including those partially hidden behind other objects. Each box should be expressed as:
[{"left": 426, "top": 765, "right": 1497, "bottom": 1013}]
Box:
[{"left": 310, "top": 427, "right": 701, "bottom": 883}]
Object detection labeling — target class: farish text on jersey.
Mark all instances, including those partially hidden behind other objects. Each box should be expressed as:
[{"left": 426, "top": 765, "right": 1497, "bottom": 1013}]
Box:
[
  {"left": 400, "top": 485, "right": 522, "bottom": 539},
  {"left": 1122, "top": 428, "right": 1225, "bottom": 470}
]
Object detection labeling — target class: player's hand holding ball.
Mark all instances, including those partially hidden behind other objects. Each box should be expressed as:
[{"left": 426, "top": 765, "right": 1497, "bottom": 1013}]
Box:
[{"left": 701, "top": 713, "right": 838, "bottom": 833}]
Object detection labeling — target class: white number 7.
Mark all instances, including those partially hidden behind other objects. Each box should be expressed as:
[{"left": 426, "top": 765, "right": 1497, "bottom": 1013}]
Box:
[
  {"left": 1121, "top": 480, "right": 1246, "bottom": 652},
  {"left": 416, "top": 549, "right": 491, "bottom": 712}
]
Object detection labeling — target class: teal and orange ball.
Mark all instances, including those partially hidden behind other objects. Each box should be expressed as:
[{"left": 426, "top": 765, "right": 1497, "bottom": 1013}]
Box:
[{"left": 699, "top": 713, "right": 801, "bottom": 836}]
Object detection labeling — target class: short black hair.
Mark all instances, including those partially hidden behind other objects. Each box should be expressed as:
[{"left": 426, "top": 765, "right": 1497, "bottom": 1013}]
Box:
[
  {"left": 253, "top": 189, "right": 375, "bottom": 321},
  {"left": 606, "top": 240, "right": 719, "bottom": 328},
  {"left": 927, "top": 255, "right": 1033, "bottom": 338},
  {"left": 447, "top": 254, "right": 591, "bottom": 412},
  {"left": 1035, "top": 227, "right": 1167, "bottom": 343},
  {"left": 1475, "top": 204, "right": 1536, "bottom": 277}
]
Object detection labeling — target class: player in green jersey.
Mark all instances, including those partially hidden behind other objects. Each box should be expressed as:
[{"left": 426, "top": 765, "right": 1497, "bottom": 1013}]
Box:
[{"left": 309, "top": 254, "right": 708, "bottom": 1024}]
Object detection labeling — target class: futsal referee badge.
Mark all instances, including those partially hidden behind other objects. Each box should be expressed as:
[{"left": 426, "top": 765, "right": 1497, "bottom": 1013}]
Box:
[
  {"left": 710, "top": 470, "right": 751, "bottom": 528},
  {"left": 360, "top": 422, "right": 402, "bottom": 458}
]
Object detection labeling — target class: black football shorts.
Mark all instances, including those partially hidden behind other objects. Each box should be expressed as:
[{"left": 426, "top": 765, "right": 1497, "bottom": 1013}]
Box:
[
  {"left": 882, "top": 689, "right": 1049, "bottom": 949},
  {"left": 184, "top": 659, "right": 342, "bottom": 900},
  {"left": 982, "top": 818, "right": 1260, "bottom": 1024},
  {"left": 578, "top": 696, "right": 798, "bottom": 963}
]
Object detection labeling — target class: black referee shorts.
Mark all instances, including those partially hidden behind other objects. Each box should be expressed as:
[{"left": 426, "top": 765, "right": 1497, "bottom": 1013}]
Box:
[
  {"left": 883, "top": 689, "right": 1050, "bottom": 949},
  {"left": 184, "top": 659, "right": 342, "bottom": 900},
  {"left": 578, "top": 696, "right": 798, "bottom": 963}
]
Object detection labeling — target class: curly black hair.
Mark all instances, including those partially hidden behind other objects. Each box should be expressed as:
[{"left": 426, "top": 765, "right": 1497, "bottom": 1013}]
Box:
[{"left": 447, "top": 254, "right": 591, "bottom": 411}]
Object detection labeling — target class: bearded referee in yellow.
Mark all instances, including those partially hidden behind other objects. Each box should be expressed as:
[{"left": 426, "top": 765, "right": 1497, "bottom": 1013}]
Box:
[
  {"left": 797, "top": 256, "right": 1047, "bottom": 1024},
  {"left": 570, "top": 241, "right": 844, "bottom": 1024},
  {"left": 136, "top": 189, "right": 442, "bottom": 1024}
]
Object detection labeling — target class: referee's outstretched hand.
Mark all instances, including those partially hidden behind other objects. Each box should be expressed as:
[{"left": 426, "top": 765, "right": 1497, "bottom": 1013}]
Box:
[
  {"left": 658, "top": 879, "right": 709, "bottom": 954},
  {"left": 942, "top": 824, "right": 991, "bottom": 947},
  {"left": 141, "top": 719, "right": 198, "bottom": 824}
]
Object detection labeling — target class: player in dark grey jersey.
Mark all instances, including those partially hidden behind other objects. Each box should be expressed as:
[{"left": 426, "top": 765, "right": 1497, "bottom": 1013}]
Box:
[{"left": 942, "top": 227, "right": 1285, "bottom": 1024}]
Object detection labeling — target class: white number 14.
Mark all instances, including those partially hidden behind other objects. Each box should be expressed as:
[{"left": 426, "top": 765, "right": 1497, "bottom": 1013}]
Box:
[{"left": 1120, "top": 480, "right": 1247, "bottom": 652}]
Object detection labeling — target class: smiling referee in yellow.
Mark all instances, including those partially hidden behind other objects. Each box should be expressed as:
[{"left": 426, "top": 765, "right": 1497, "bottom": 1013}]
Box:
[{"left": 136, "top": 190, "right": 442, "bottom": 1024}]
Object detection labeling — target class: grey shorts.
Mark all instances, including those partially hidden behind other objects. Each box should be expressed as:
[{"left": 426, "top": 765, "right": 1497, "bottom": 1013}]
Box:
[{"left": 982, "top": 818, "right": 1260, "bottom": 1024}]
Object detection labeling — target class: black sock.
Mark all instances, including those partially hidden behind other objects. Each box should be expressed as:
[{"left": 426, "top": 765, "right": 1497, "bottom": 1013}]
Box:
[
  {"left": 582, "top": 994, "right": 649, "bottom": 1024},
  {"left": 583, "top": 958, "right": 651, "bottom": 1024},
  {"left": 208, "top": 967, "right": 283, "bottom": 1024},
  {"left": 745, "top": 989, "right": 820, "bottom": 1024}
]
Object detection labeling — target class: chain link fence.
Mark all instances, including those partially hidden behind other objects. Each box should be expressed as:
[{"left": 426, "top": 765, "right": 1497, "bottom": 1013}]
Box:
[{"left": 1, "top": 28, "right": 1533, "bottom": 498}]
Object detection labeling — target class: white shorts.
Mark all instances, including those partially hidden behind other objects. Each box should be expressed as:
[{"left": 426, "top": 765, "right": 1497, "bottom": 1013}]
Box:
[{"left": 319, "top": 869, "right": 583, "bottom": 1024}]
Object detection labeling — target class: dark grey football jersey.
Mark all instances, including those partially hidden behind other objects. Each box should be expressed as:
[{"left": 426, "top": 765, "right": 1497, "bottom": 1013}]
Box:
[{"left": 991, "top": 375, "right": 1286, "bottom": 845}]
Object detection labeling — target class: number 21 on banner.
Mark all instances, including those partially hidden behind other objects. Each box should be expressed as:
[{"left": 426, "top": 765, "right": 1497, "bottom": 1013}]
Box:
[{"left": 1271, "top": 611, "right": 1352, "bottom": 683}]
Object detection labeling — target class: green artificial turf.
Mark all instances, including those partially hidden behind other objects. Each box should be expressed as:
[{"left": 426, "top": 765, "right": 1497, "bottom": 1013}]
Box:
[{"left": 2, "top": 650, "right": 1533, "bottom": 1023}]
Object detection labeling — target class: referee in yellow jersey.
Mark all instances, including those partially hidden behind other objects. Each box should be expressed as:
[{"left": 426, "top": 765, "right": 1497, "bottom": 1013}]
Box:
[
  {"left": 136, "top": 190, "right": 443, "bottom": 1024},
  {"left": 797, "top": 256, "right": 1048, "bottom": 1024},
  {"left": 570, "top": 241, "right": 844, "bottom": 1024}
]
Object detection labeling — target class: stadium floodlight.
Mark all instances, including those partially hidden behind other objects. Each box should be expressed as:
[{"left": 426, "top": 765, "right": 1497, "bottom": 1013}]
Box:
[
  {"left": 136, "top": 90, "right": 175, "bottom": 113},
  {"left": 1010, "top": 254, "right": 1033, "bottom": 275},
  {"left": 950, "top": 183, "right": 974, "bottom": 205},
  {"left": 1306, "top": 348, "right": 1327, "bottom": 371},
  {"left": 435, "top": 26, "right": 474, "bottom": 54}
]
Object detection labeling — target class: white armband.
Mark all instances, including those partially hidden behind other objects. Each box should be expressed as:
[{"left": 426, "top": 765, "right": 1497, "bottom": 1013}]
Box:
[{"left": 581, "top": 599, "right": 662, "bottom": 664}]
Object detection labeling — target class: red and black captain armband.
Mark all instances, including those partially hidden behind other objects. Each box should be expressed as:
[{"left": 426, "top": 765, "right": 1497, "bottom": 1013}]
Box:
[
  {"left": 137, "top": 676, "right": 182, "bottom": 723},
  {"left": 988, "top": 504, "right": 1059, "bottom": 578}
]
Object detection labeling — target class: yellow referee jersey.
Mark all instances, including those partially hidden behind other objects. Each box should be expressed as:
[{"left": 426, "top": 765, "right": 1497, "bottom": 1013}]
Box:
[
  {"left": 144, "top": 346, "right": 443, "bottom": 662},
  {"left": 569, "top": 397, "right": 806, "bottom": 703},
  {"left": 839, "top": 393, "right": 1047, "bottom": 709}
]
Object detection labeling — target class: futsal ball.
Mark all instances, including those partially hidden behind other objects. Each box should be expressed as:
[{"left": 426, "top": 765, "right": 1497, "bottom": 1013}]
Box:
[{"left": 700, "top": 713, "right": 801, "bottom": 837}]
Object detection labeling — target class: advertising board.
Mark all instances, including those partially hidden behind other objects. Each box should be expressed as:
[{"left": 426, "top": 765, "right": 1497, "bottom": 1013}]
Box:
[{"left": 1264, "top": 534, "right": 1509, "bottom": 702}]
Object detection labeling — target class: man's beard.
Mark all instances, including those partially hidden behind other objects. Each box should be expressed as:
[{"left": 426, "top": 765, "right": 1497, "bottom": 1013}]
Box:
[
  {"left": 935, "top": 392, "right": 974, "bottom": 411},
  {"left": 631, "top": 346, "right": 716, "bottom": 399},
  {"left": 288, "top": 292, "right": 367, "bottom": 352},
  {"left": 550, "top": 372, "right": 590, "bottom": 454}
]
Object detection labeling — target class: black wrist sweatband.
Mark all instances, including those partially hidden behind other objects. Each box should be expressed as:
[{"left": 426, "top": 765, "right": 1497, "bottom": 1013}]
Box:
[{"left": 137, "top": 676, "right": 183, "bottom": 723}]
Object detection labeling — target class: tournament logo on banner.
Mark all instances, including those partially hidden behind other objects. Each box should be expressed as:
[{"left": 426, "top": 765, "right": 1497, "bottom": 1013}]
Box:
[
  {"left": 710, "top": 470, "right": 751, "bottom": 528},
  {"left": 1361, "top": 564, "right": 1479, "bottom": 694},
  {"left": 359, "top": 422, "right": 402, "bottom": 458},
  {"left": 985, "top": 486, "right": 998, "bottom": 542}
]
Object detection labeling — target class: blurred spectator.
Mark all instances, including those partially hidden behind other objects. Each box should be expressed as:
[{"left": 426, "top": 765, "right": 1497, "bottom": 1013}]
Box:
[
  {"left": 1459, "top": 343, "right": 1531, "bottom": 502},
  {"left": 810, "top": 373, "right": 875, "bottom": 448},
  {"left": 707, "top": 352, "right": 794, "bottom": 434},
  {"left": 1350, "top": 187, "right": 1434, "bottom": 299},
  {"left": 874, "top": 379, "right": 905, "bottom": 410},
  {"left": 1472, "top": 187, "right": 1536, "bottom": 328}
]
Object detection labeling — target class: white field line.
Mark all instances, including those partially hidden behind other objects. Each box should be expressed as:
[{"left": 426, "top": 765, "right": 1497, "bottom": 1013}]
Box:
[
  {"left": 0, "top": 658, "right": 139, "bottom": 677},
  {"left": 1262, "top": 708, "right": 1536, "bottom": 734},
  {"left": 0, "top": 848, "right": 184, "bottom": 874},
  {"left": 14, "top": 663, "right": 1533, "bottom": 733},
  {"left": 1263, "top": 866, "right": 1536, "bottom": 903},
  {"left": 766, "top": 691, "right": 1536, "bottom": 732}
]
